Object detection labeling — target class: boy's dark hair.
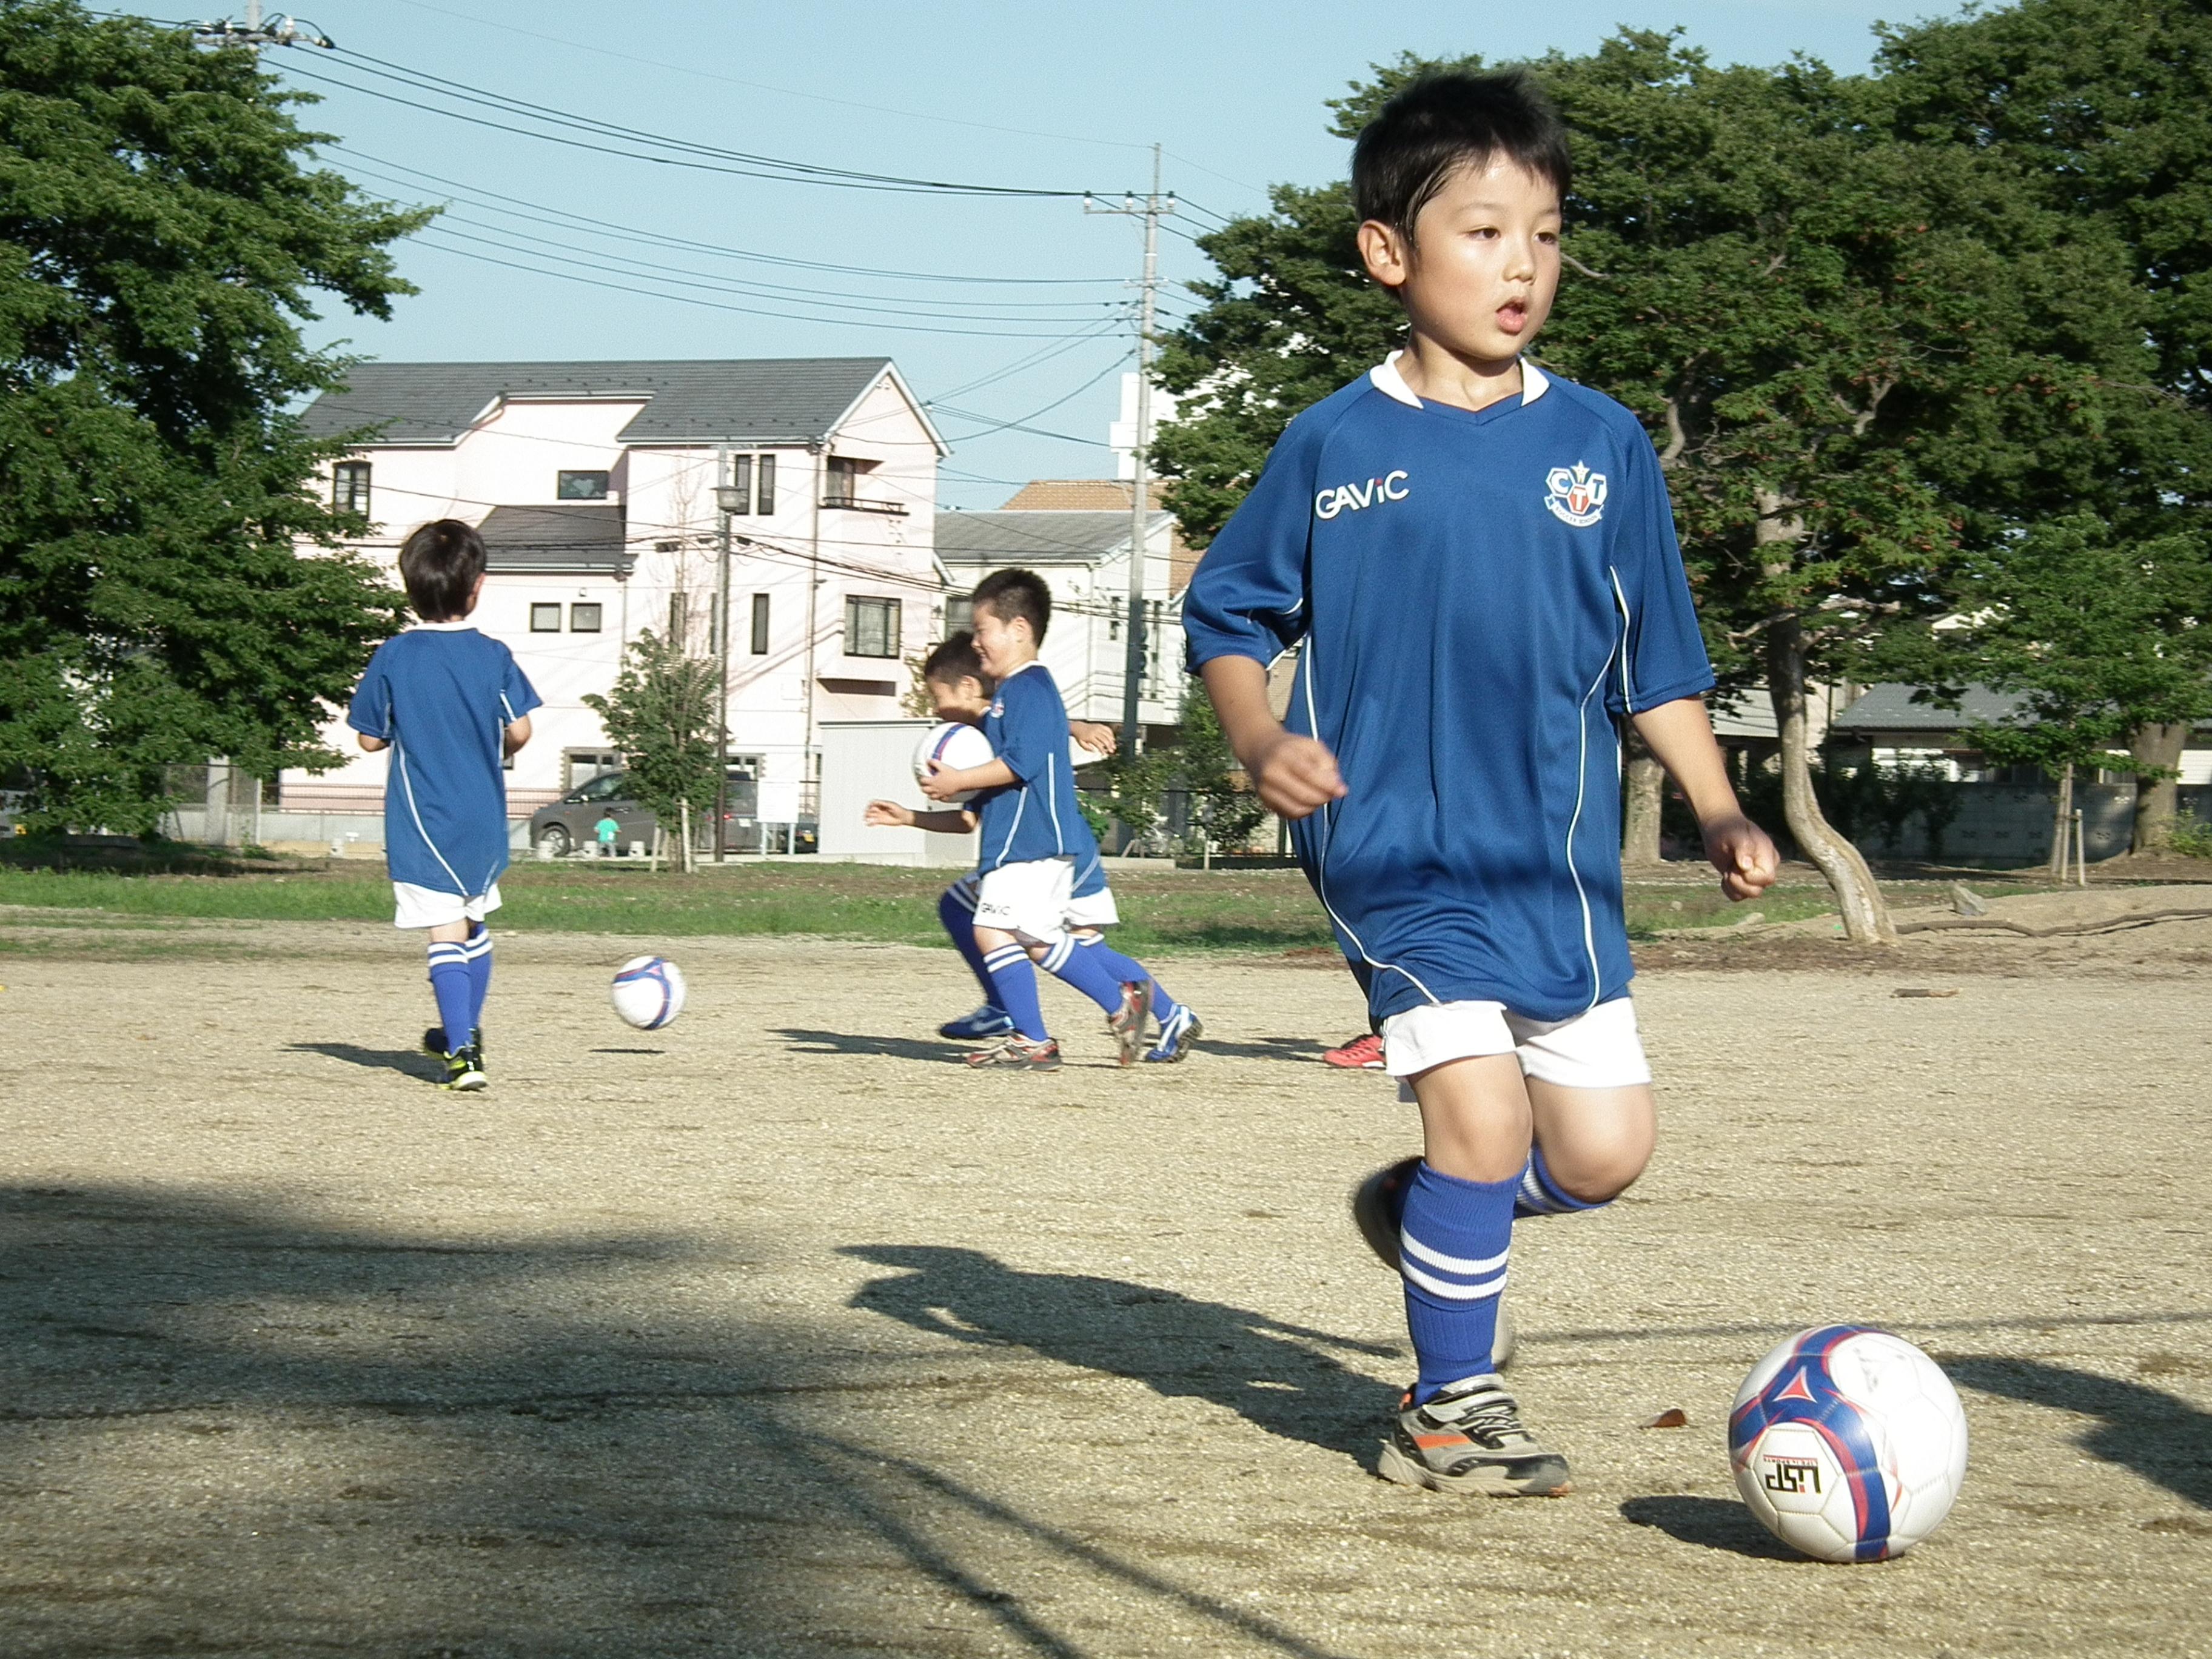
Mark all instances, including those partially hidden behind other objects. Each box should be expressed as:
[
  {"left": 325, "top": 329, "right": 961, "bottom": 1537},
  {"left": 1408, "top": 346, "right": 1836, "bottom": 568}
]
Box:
[
  {"left": 1352, "top": 70, "right": 1570, "bottom": 239},
  {"left": 398, "top": 518, "right": 488, "bottom": 620},
  {"left": 923, "top": 631, "right": 985, "bottom": 685},
  {"left": 971, "top": 568, "right": 1051, "bottom": 643}
]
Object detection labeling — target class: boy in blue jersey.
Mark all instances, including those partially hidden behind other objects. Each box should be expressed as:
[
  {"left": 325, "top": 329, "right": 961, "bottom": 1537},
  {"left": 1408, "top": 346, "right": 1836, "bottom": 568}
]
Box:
[
  {"left": 863, "top": 633, "right": 1159, "bottom": 1047},
  {"left": 347, "top": 519, "right": 541, "bottom": 1093},
  {"left": 919, "top": 572, "right": 1202, "bottom": 1070},
  {"left": 1183, "top": 72, "right": 1779, "bottom": 1495}
]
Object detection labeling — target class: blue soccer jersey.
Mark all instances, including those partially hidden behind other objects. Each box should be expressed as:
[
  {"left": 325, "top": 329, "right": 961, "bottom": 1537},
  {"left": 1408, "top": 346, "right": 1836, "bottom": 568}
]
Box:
[
  {"left": 974, "top": 660, "right": 1101, "bottom": 874},
  {"left": 346, "top": 624, "right": 542, "bottom": 897},
  {"left": 1182, "top": 355, "right": 1715, "bottom": 1025}
]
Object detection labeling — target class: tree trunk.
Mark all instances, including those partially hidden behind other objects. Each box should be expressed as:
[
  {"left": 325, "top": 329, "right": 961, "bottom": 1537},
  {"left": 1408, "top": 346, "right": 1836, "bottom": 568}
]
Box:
[
  {"left": 2128, "top": 722, "right": 2188, "bottom": 855},
  {"left": 679, "top": 800, "right": 694, "bottom": 875},
  {"left": 1621, "top": 727, "right": 1666, "bottom": 866},
  {"left": 1766, "top": 612, "right": 1896, "bottom": 945},
  {"left": 2046, "top": 762, "right": 2075, "bottom": 879}
]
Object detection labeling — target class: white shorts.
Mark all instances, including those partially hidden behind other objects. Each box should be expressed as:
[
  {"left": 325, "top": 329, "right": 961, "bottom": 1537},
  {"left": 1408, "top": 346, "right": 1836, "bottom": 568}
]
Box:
[
  {"left": 1382, "top": 995, "right": 1650, "bottom": 1098},
  {"left": 950, "top": 869, "right": 1118, "bottom": 935},
  {"left": 392, "top": 880, "right": 502, "bottom": 931},
  {"left": 972, "top": 857, "right": 1077, "bottom": 945}
]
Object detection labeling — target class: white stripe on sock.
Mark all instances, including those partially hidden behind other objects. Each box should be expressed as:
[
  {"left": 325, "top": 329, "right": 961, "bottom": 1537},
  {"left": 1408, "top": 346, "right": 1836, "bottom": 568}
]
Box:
[
  {"left": 1400, "top": 1230, "right": 1510, "bottom": 1278},
  {"left": 1401, "top": 1259, "right": 1509, "bottom": 1302}
]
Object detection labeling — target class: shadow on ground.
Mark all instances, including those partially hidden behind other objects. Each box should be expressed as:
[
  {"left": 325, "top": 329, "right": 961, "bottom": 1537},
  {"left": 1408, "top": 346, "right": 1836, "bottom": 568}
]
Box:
[
  {"left": 0, "top": 1185, "right": 1355, "bottom": 1659},
  {"left": 842, "top": 1244, "right": 1401, "bottom": 1458},
  {"left": 774, "top": 1027, "right": 962, "bottom": 1063},
  {"left": 1948, "top": 1356, "right": 2212, "bottom": 1510},
  {"left": 1620, "top": 1495, "right": 1798, "bottom": 1560},
  {"left": 287, "top": 1041, "right": 444, "bottom": 1082}
]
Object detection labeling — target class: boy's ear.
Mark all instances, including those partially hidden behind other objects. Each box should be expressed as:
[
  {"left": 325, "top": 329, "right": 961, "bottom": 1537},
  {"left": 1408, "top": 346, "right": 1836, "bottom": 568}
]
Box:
[{"left": 1358, "top": 219, "right": 1412, "bottom": 292}]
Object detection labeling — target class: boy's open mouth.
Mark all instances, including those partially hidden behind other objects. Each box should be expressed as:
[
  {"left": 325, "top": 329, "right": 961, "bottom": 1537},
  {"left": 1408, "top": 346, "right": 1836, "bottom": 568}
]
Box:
[{"left": 1496, "top": 299, "right": 1528, "bottom": 334}]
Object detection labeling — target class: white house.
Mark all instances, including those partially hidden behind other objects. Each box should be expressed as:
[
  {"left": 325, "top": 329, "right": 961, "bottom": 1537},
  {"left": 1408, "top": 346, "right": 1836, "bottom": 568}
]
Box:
[
  {"left": 286, "top": 357, "right": 948, "bottom": 833},
  {"left": 933, "top": 505, "right": 1185, "bottom": 738}
]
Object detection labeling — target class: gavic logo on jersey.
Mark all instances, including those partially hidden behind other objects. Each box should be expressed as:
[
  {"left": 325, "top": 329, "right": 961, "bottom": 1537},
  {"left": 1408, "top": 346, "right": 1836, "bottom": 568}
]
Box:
[
  {"left": 1314, "top": 469, "right": 1410, "bottom": 520},
  {"left": 1543, "top": 461, "right": 1608, "bottom": 528}
]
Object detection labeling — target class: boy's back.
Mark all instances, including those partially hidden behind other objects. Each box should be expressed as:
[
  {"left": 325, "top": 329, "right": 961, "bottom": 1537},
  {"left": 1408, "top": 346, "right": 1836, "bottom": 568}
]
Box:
[
  {"left": 349, "top": 624, "right": 536, "bottom": 900},
  {"left": 973, "top": 660, "right": 1098, "bottom": 873}
]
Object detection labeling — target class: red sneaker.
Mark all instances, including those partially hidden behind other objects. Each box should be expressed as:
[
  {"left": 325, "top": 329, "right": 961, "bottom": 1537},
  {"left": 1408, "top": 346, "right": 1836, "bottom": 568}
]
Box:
[{"left": 1322, "top": 1032, "right": 1386, "bottom": 1070}]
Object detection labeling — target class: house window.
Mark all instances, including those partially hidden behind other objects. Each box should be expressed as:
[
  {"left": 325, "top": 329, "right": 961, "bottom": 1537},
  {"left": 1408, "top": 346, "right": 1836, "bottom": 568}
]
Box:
[
  {"left": 825, "top": 456, "right": 861, "bottom": 507},
  {"left": 557, "top": 469, "right": 609, "bottom": 500},
  {"left": 530, "top": 603, "right": 563, "bottom": 632},
  {"left": 944, "top": 595, "right": 973, "bottom": 634},
  {"left": 332, "top": 461, "right": 370, "bottom": 515},
  {"left": 749, "top": 592, "right": 770, "bottom": 655},
  {"left": 725, "top": 455, "right": 752, "bottom": 514},
  {"left": 845, "top": 595, "right": 900, "bottom": 659},
  {"left": 570, "top": 602, "right": 603, "bottom": 632},
  {"left": 755, "top": 454, "right": 776, "bottom": 515}
]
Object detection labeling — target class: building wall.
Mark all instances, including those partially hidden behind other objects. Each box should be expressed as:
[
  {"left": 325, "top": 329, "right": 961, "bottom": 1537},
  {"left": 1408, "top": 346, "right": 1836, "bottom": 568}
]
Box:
[{"left": 283, "top": 373, "right": 943, "bottom": 830}]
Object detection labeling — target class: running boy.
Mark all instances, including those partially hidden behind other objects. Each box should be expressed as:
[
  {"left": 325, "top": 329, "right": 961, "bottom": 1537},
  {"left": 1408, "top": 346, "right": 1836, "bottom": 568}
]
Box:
[
  {"left": 864, "top": 634, "right": 1162, "bottom": 1048},
  {"left": 347, "top": 518, "right": 541, "bottom": 1092},
  {"left": 1181, "top": 72, "right": 1778, "bottom": 1495},
  {"left": 917, "top": 574, "right": 1202, "bottom": 1069}
]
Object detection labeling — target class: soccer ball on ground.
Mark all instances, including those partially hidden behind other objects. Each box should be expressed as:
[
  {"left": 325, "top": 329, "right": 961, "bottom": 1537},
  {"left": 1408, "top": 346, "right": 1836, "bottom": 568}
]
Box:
[
  {"left": 611, "top": 955, "right": 686, "bottom": 1030},
  {"left": 914, "top": 722, "right": 995, "bottom": 803},
  {"left": 1729, "top": 1325, "right": 1968, "bottom": 1562}
]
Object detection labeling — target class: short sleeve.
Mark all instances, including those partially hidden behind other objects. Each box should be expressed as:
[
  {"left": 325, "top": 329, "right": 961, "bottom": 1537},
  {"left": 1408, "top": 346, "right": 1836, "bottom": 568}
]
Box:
[
  {"left": 1181, "top": 417, "right": 1322, "bottom": 670},
  {"left": 994, "top": 672, "right": 1059, "bottom": 782},
  {"left": 498, "top": 647, "right": 543, "bottom": 725},
  {"left": 345, "top": 646, "right": 394, "bottom": 739},
  {"left": 1605, "top": 428, "right": 1715, "bottom": 718}
]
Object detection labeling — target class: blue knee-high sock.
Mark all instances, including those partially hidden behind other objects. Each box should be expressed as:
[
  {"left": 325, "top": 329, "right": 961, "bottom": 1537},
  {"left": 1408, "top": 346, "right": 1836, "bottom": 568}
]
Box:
[
  {"left": 1038, "top": 933, "right": 1125, "bottom": 1014},
  {"left": 981, "top": 942, "right": 1048, "bottom": 1042},
  {"left": 426, "top": 940, "right": 475, "bottom": 1057},
  {"left": 939, "top": 887, "right": 1002, "bottom": 1011},
  {"left": 1076, "top": 934, "right": 1185, "bottom": 1021},
  {"left": 461, "top": 923, "right": 493, "bottom": 1036},
  {"left": 1514, "top": 1144, "right": 1610, "bottom": 1218},
  {"left": 1399, "top": 1160, "right": 1518, "bottom": 1401}
]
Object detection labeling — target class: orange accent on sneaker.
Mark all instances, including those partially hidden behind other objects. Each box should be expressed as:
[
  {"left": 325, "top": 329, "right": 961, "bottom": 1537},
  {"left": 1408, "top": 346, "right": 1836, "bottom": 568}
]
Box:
[{"left": 1411, "top": 1431, "right": 1473, "bottom": 1451}]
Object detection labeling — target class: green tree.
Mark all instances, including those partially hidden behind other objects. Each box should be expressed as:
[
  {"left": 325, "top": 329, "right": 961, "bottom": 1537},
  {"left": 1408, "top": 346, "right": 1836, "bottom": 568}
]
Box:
[
  {"left": 0, "top": 2, "right": 431, "bottom": 833},
  {"left": 1876, "top": 0, "right": 2212, "bottom": 851},
  {"left": 1879, "top": 515, "right": 2212, "bottom": 874},
  {"left": 582, "top": 628, "right": 722, "bottom": 870}
]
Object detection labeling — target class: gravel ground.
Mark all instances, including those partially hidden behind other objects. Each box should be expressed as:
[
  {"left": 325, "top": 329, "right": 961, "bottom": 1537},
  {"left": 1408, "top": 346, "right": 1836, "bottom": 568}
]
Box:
[{"left": 0, "top": 913, "right": 2205, "bottom": 1658}]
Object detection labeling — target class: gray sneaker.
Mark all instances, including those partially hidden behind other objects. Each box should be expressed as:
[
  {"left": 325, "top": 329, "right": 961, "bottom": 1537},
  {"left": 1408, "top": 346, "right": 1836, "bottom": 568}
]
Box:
[
  {"left": 1350, "top": 1157, "right": 1517, "bottom": 1370},
  {"left": 1376, "top": 1378, "right": 1572, "bottom": 1496},
  {"left": 1107, "top": 981, "right": 1148, "bottom": 1067}
]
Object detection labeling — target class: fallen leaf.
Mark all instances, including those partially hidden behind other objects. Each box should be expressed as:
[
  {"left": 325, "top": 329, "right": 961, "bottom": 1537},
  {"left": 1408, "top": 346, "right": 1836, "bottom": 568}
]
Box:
[{"left": 1642, "top": 1407, "right": 1689, "bottom": 1429}]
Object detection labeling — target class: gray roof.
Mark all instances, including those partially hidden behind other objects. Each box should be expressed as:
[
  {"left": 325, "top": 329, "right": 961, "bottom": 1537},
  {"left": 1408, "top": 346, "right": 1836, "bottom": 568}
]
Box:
[
  {"left": 301, "top": 358, "right": 896, "bottom": 446},
  {"left": 934, "top": 509, "right": 1170, "bottom": 566},
  {"left": 478, "top": 504, "right": 631, "bottom": 575},
  {"left": 1831, "top": 683, "right": 2031, "bottom": 733}
]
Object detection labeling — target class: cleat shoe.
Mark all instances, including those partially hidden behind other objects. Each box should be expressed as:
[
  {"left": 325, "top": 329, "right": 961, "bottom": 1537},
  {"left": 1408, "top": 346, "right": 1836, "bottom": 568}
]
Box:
[
  {"left": 1108, "top": 981, "right": 1149, "bottom": 1067},
  {"left": 1322, "top": 1031, "right": 1387, "bottom": 1070},
  {"left": 424, "top": 1027, "right": 486, "bottom": 1072},
  {"left": 438, "top": 1047, "right": 488, "bottom": 1092},
  {"left": 1376, "top": 1378, "right": 1570, "bottom": 1496},
  {"left": 964, "top": 1035, "right": 1062, "bottom": 1071},
  {"left": 1142, "top": 1005, "right": 1202, "bottom": 1063},
  {"left": 939, "top": 1004, "right": 1016, "bottom": 1041},
  {"left": 1351, "top": 1156, "right": 1517, "bottom": 1370}
]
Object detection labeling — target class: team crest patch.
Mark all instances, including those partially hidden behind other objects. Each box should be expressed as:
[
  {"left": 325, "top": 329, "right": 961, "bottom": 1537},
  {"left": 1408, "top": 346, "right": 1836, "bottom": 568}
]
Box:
[{"left": 1544, "top": 461, "right": 1608, "bottom": 528}]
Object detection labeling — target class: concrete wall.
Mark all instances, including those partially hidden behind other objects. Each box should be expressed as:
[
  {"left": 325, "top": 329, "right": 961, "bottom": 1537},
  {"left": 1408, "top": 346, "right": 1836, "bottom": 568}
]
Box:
[
  {"left": 1848, "top": 782, "right": 2212, "bottom": 863},
  {"left": 816, "top": 720, "right": 976, "bottom": 867}
]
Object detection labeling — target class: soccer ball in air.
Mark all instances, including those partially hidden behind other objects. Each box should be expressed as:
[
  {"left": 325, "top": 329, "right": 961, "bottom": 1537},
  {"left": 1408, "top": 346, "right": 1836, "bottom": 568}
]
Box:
[
  {"left": 913, "top": 721, "right": 995, "bottom": 803},
  {"left": 1729, "top": 1326, "right": 1968, "bottom": 1562},
  {"left": 611, "top": 955, "right": 686, "bottom": 1030}
]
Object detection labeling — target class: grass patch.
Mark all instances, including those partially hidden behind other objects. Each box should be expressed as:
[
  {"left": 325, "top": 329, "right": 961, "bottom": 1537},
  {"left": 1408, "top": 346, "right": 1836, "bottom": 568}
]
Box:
[{"left": 0, "top": 859, "right": 2076, "bottom": 954}]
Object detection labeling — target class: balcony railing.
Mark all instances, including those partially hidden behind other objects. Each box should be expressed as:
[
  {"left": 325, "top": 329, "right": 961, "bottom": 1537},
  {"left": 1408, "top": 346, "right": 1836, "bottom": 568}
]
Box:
[{"left": 820, "top": 492, "right": 908, "bottom": 516}]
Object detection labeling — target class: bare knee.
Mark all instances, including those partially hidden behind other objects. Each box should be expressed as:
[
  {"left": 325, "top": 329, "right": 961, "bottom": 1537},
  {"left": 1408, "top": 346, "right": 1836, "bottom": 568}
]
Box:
[{"left": 1527, "top": 1082, "right": 1657, "bottom": 1203}]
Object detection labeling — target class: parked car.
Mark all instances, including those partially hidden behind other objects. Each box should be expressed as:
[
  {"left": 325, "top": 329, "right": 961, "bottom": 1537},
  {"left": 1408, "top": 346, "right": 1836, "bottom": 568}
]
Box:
[{"left": 528, "top": 770, "right": 817, "bottom": 856}]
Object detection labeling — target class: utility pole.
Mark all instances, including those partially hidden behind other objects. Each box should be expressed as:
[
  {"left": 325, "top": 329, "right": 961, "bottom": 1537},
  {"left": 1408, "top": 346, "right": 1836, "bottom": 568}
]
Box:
[
  {"left": 713, "top": 449, "right": 743, "bottom": 866},
  {"left": 191, "top": 4, "right": 335, "bottom": 47},
  {"left": 1087, "top": 146, "right": 1171, "bottom": 761}
]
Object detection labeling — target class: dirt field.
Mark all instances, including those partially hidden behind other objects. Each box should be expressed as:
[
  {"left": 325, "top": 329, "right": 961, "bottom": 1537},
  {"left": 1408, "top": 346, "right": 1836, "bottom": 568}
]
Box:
[{"left": 1, "top": 906, "right": 2207, "bottom": 1658}]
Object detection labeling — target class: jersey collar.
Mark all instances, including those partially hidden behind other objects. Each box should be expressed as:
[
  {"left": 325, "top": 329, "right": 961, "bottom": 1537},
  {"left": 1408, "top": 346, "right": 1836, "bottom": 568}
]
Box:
[
  {"left": 997, "top": 659, "right": 1045, "bottom": 682},
  {"left": 1370, "top": 350, "right": 1550, "bottom": 409},
  {"left": 411, "top": 619, "right": 479, "bottom": 632}
]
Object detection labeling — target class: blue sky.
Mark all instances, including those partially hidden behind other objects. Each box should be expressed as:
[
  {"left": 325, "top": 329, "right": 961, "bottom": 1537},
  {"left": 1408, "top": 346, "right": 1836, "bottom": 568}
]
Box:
[{"left": 270, "top": 0, "right": 1950, "bottom": 507}]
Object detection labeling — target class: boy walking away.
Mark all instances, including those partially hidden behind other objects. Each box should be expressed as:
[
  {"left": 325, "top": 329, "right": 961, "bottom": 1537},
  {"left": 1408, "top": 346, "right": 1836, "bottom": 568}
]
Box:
[
  {"left": 348, "top": 519, "right": 541, "bottom": 1092},
  {"left": 1182, "top": 73, "right": 1777, "bottom": 1495},
  {"left": 594, "top": 811, "right": 620, "bottom": 858},
  {"left": 919, "top": 575, "right": 1202, "bottom": 1068},
  {"left": 863, "top": 634, "right": 1155, "bottom": 1046}
]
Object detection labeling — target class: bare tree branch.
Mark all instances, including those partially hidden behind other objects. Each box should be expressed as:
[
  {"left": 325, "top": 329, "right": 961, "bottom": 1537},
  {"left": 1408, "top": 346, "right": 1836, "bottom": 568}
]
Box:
[{"left": 1561, "top": 250, "right": 1611, "bottom": 281}]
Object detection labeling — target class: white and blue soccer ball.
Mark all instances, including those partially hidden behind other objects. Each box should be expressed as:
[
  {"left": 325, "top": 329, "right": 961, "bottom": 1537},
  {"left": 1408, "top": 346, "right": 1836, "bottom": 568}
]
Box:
[
  {"left": 610, "top": 955, "right": 686, "bottom": 1030},
  {"left": 913, "top": 721, "right": 995, "bottom": 803},
  {"left": 1729, "top": 1325, "right": 1968, "bottom": 1562}
]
